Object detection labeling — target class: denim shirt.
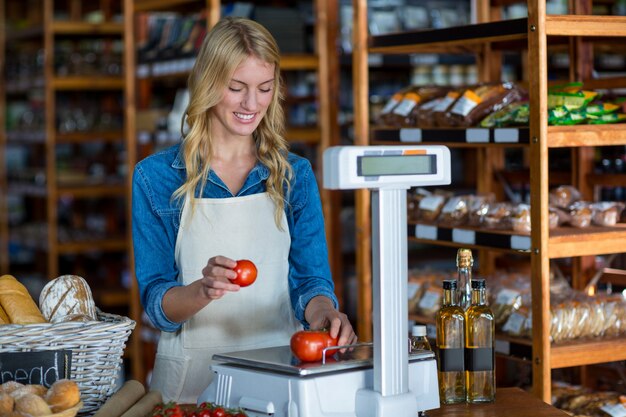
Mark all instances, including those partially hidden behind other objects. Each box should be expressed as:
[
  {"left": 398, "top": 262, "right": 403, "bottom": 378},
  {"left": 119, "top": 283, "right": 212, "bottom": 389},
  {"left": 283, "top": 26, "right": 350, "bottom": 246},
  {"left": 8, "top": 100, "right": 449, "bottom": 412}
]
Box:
[{"left": 132, "top": 144, "right": 338, "bottom": 332}]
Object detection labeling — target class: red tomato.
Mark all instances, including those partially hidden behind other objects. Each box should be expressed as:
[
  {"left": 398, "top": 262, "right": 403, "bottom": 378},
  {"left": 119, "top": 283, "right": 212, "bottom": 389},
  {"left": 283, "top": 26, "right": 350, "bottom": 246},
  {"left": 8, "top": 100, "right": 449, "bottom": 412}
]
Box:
[
  {"left": 197, "top": 410, "right": 211, "bottom": 417},
  {"left": 290, "top": 330, "right": 338, "bottom": 362},
  {"left": 232, "top": 259, "right": 257, "bottom": 287},
  {"left": 211, "top": 408, "right": 227, "bottom": 417}
]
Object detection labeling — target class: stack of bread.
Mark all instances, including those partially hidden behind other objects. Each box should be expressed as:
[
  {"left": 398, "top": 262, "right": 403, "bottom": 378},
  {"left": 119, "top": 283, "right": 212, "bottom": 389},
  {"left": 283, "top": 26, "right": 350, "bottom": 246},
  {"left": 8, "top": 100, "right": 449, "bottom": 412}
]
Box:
[
  {"left": 0, "top": 275, "right": 97, "bottom": 325},
  {"left": 0, "top": 379, "right": 82, "bottom": 417}
]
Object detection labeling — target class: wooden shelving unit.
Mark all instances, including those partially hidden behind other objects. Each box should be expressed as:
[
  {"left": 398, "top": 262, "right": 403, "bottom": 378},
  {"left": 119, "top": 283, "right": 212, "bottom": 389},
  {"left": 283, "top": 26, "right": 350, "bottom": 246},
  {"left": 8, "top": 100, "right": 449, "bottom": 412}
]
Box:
[
  {"left": 351, "top": 0, "right": 626, "bottom": 403},
  {"left": 2, "top": 0, "right": 140, "bottom": 377}
]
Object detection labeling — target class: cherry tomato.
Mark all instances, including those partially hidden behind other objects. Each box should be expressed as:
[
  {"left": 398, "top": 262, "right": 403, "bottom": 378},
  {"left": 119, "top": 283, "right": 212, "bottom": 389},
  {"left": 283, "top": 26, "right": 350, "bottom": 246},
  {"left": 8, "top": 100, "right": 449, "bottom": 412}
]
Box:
[
  {"left": 290, "top": 330, "right": 338, "bottom": 362},
  {"left": 232, "top": 259, "right": 257, "bottom": 287},
  {"left": 197, "top": 410, "right": 211, "bottom": 417},
  {"left": 212, "top": 407, "right": 227, "bottom": 417}
]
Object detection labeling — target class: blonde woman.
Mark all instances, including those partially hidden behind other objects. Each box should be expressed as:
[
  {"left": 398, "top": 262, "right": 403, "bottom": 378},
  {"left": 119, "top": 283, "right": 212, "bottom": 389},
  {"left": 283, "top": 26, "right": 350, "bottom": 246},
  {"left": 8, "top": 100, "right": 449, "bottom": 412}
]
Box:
[{"left": 132, "top": 17, "right": 356, "bottom": 402}]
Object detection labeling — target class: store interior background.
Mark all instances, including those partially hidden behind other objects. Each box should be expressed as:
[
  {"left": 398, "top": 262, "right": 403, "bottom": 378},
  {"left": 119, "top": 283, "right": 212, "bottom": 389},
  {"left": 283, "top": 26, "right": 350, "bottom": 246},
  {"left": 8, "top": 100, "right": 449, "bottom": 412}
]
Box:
[{"left": 2, "top": 0, "right": 626, "bottom": 407}]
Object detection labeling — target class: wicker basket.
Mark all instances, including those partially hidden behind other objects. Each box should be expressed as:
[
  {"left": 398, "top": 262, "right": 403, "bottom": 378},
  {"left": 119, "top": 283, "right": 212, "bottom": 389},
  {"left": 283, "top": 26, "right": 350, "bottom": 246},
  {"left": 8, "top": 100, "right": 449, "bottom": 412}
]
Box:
[{"left": 0, "top": 311, "right": 135, "bottom": 415}]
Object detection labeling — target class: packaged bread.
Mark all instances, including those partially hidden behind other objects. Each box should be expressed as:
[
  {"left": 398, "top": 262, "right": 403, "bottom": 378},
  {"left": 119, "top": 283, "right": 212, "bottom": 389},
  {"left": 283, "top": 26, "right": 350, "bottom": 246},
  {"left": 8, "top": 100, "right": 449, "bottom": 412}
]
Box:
[
  {"left": 549, "top": 185, "right": 581, "bottom": 209},
  {"left": 437, "top": 195, "right": 473, "bottom": 227},
  {"left": 0, "top": 275, "right": 47, "bottom": 324},
  {"left": 444, "top": 82, "right": 524, "bottom": 127},
  {"left": 417, "top": 194, "right": 447, "bottom": 223},
  {"left": 568, "top": 201, "right": 592, "bottom": 228},
  {"left": 467, "top": 193, "right": 496, "bottom": 227},
  {"left": 591, "top": 201, "right": 625, "bottom": 226},
  {"left": 483, "top": 202, "right": 514, "bottom": 230},
  {"left": 510, "top": 203, "right": 531, "bottom": 233},
  {"left": 39, "top": 275, "right": 97, "bottom": 323}
]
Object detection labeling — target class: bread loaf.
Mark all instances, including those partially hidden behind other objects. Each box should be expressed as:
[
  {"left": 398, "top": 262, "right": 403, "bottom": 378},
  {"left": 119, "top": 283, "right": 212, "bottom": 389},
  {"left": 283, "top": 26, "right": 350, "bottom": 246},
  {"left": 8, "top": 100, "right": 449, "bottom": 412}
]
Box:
[
  {"left": 0, "top": 304, "right": 9, "bottom": 324},
  {"left": 14, "top": 393, "right": 52, "bottom": 416},
  {"left": 0, "top": 275, "right": 47, "bottom": 324},
  {"left": 39, "top": 275, "right": 97, "bottom": 323},
  {"left": 45, "top": 379, "right": 80, "bottom": 413},
  {"left": 0, "top": 392, "right": 14, "bottom": 414}
]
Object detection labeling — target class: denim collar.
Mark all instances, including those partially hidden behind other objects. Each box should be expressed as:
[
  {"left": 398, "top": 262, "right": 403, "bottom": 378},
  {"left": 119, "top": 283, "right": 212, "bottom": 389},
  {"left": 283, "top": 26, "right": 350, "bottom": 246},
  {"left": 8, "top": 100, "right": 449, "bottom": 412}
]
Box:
[{"left": 171, "top": 144, "right": 270, "bottom": 195}]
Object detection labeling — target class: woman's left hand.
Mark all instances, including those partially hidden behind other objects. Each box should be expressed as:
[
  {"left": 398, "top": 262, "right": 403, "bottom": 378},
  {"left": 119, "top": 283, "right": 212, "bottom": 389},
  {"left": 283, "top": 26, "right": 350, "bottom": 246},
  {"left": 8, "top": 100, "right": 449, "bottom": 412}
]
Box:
[{"left": 305, "top": 296, "right": 357, "bottom": 349}]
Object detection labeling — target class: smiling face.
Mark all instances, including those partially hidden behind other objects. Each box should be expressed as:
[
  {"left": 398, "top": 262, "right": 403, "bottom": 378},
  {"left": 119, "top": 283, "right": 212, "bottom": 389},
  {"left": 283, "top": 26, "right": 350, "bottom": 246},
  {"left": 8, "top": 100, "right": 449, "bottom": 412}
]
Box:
[{"left": 209, "top": 55, "right": 276, "bottom": 142}]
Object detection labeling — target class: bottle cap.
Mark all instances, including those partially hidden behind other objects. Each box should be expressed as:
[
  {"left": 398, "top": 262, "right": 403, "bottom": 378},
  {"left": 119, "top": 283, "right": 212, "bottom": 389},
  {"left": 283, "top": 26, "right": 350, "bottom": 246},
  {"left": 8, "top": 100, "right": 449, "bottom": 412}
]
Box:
[
  {"left": 442, "top": 279, "right": 457, "bottom": 290},
  {"left": 456, "top": 248, "right": 473, "bottom": 268},
  {"left": 471, "top": 279, "right": 486, "bottom": 289},
  {"left": 412, "top": 325, "right": 427, "bottom": 337}
]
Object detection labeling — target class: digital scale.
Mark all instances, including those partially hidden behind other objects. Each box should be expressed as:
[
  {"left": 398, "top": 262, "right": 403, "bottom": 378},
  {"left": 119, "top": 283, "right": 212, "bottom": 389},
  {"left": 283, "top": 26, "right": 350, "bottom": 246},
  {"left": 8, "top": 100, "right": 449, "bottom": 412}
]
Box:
[{"left": 198, "top": 145, "right": 451, "bottom": 417}]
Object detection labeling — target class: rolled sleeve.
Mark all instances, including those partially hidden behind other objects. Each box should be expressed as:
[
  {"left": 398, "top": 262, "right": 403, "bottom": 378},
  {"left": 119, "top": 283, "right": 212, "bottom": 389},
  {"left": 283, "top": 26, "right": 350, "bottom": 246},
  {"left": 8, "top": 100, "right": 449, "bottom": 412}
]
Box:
[
  {"left": 132, "top": 162, "right": 183, "bottom": 332},
  {"left": 286, "top": 157, "right": 339, "bottom": 325}
]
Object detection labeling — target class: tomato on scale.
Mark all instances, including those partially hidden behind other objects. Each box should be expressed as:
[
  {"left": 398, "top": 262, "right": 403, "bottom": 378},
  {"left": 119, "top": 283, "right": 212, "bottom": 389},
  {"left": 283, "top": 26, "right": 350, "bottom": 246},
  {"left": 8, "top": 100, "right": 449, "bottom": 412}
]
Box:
[{"left": 290, "top": 329, "right": 339, "bottom": 362}]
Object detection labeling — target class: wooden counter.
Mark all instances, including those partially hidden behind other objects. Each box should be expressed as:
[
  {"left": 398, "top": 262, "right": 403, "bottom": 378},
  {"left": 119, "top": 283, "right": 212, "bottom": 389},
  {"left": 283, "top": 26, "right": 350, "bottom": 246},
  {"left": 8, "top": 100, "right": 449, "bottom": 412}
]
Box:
[{"left": 428, "top": 387, "right": 568, "bottom": 416}]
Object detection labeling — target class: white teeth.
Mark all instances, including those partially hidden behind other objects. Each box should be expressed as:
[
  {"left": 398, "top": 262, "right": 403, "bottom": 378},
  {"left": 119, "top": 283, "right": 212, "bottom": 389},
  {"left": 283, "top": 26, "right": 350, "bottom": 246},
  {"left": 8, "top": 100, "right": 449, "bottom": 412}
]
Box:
[{"left": 234, "top": 112, "right": 254, "bottom": 120}]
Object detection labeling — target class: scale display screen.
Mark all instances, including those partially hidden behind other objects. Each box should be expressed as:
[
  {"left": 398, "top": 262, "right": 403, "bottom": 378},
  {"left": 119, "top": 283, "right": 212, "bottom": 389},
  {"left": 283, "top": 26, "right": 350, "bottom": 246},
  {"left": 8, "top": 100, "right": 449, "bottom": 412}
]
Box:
[
  {"left": 323, "top": 145, "right": 451, "bottom": 190},
  {"left": 358, "top": 154, "right": 436, "bottom": 177}
]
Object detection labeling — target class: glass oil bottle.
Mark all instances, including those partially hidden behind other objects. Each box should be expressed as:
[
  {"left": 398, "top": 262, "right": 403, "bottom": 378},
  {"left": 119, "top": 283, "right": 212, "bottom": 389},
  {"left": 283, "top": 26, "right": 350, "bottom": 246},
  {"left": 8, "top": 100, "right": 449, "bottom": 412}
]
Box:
[
  {"left": 465, "top": 278, "right": 495, "bottom": 403},
  {"left": 435, "top": 279, "right": 466, "bottom": 404},
  {"left": 456, "top": 248, "right": 473, "bottom": 310}
]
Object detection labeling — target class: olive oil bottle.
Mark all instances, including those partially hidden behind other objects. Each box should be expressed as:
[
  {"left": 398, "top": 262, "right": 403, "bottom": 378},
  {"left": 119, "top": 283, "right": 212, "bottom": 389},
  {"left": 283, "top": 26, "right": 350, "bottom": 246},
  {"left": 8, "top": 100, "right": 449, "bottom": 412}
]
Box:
[
  {"left": 456, "top": 248, "right": 473, "bottom": 310},
  {"left": 465, "top": 279, "right": 495, "bottom": 403},
  {"left": 435, "top": 279, "right": 466, "bottom": 404}
]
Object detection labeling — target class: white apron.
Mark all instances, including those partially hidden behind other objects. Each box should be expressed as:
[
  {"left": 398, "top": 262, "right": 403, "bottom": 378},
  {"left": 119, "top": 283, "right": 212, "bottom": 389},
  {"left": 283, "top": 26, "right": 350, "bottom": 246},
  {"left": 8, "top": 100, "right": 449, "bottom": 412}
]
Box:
[{"left": 150, "top": 193, "right": 301, "bottom": 403}]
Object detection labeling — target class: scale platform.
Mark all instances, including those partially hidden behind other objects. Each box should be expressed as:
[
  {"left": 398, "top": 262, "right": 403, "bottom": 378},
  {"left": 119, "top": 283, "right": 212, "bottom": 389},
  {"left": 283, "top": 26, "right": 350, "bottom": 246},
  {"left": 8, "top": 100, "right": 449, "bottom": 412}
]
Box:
[{"left": 198, "top": 345, "right": 439, "bottom": 417}]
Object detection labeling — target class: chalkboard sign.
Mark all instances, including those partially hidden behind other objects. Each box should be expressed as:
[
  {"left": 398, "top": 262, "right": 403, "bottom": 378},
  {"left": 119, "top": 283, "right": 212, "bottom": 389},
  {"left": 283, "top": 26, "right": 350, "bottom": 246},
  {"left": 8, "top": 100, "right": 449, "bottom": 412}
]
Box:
[{"left": 0, "top": 350, "right": 72, "bottom": 387}]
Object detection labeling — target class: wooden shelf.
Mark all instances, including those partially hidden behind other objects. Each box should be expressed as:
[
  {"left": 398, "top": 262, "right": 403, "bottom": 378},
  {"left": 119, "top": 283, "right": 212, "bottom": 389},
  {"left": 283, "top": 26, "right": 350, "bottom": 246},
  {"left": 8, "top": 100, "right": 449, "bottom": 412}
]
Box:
[
  {"left": 281, "top": 54, "right": 319, "bottom": 71},
  {"left": 369, "top": 15, "right": 626, "bottom": 55},
  {"left": 551, "top": 336, "right": 626, "bottom": 368},
  {"left": 134, "top": 0, "right": 203, "bottom": 12},
  {"left": 544, "top": 15, "right": 626, "bottom": 37},
  {"left": 370, "top": 125, "right": 626, "bottom": 148},
  {"left": 56, "top": 131, "right": 125, "bottom": 143},
  {"left": 285, "top": 126, "right": 321, "bottom": 144},
  {"left": 6, "top": 25, "right": 44, "bottom": 42},
  {"left": 548, "top": 224, "right": 626, "bottom": 258},
  {"left": 587, "top": 173, "right": 626, "bottom": 188},
  {"left": 411, "top": 313, "right": 626, "bottom": 369},
  {"left": 58, "top": 183, "right": 127, "bottom": 197},
  {"left": 50, "top": 21, "right": 124, "bottom": 35},
  {"left": 6, "top": 78, "right": 45, "bottom": 94},
  {"left": 371, "top": 127, "right": 530, "bottom": 146},
  {"left": 408, "top": 222, "right": 626, "bottom": 258},
  {"left": 51, "top": 76, "right": 125, "bottom": 90},
  {"left": 6, "top": 131, "right": 46, "bottom": 144},
  {"left": 57, "top": 238, "right": 128, "bottom": 254},
  {"left": 369, "top": 18, "right": 528, "bottom": 55},
  {"left": 547, "top": 124, "right": 626, "bottom": 148}
]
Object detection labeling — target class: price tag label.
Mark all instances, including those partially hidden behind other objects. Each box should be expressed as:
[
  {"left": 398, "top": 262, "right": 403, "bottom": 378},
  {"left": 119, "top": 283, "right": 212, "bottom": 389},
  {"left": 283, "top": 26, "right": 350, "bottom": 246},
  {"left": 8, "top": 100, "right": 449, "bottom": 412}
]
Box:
[
  {"left": 494, "top": 128, "right": 519, "bottom": 143},
  {"left": 452, "top": 228, "right": 476, "bottom": 245},
  {"left": 399, "top": 128, "right": 422, "bottom": 142},
  {"left": 511, "top": 235, "right": 531, "bottom": 251},
  {"left": 466, "top": 128, "right": 489, "bottom": 143},
  {"left": 416, "top": 224, "right": 437, "bottom": 240}
]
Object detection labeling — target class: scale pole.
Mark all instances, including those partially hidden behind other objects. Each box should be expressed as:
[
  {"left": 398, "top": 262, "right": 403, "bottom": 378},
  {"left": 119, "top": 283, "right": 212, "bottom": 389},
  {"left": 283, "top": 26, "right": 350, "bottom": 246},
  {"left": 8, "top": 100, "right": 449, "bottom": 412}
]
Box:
[{"left": 371, "top": 188, "right": 409, "bottom": 396}]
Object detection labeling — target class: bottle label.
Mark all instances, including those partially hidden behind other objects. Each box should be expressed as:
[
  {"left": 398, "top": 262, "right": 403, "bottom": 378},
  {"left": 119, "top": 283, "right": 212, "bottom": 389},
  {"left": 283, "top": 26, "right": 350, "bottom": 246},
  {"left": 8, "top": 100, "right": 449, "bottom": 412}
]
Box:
[
  {"left": 438, "top": 348, "right": 464, "bottom": 372},
  {"left": 465, "top": 347, "right": 494, "bottom": 372}
]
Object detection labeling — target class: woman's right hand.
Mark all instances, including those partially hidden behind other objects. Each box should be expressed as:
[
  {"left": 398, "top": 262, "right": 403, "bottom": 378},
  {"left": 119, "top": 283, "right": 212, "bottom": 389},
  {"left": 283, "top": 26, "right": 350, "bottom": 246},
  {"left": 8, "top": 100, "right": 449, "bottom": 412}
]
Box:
[{"left": 199, "top": 256, "right": 241, "bottom": 300}]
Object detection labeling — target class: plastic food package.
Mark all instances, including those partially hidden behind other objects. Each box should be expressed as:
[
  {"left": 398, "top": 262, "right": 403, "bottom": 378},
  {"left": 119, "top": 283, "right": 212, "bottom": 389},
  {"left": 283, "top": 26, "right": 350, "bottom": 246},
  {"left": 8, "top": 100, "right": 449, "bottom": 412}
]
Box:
[
  {"left": 511, "top": 203, "right": 531, "bottom": 233},
  {"left": 568, "top": 201, "right": 593, "bottom": 228},
  {"left": 482, "top": 202, "right": 514, "bottom": 230},
  {"left": 401, "top": 86, "right": 447, "bottom": 127},
  {"left": 549, "top": 185, "right": 582, "bottom": 209},
  {"left": 591, "top": 201, "right": 625, "bottom": 226},
  {"left": 443, "top": 82, "right": 525, "bottom": 127},
  {"left": 417, "top": 193, "right": 449, "bottom": 223},
  {"left": 467, "top": 193, "right": 496, "bottom": 227},
  {"left": 414, "top": 279, "right": 445, "bottom": 317},
  {"left": 437, "top": 195, "right": 473, "bottom": 227},
  {"left": 490, "top": 273, "right": 531, "bottom": 330}
]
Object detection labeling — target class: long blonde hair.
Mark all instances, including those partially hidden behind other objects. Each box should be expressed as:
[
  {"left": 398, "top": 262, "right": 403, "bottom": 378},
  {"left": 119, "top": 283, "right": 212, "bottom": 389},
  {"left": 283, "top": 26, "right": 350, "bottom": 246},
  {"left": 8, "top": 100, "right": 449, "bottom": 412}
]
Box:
[{"left": 173, "top": 17, "right": 292, "bottom": 226}]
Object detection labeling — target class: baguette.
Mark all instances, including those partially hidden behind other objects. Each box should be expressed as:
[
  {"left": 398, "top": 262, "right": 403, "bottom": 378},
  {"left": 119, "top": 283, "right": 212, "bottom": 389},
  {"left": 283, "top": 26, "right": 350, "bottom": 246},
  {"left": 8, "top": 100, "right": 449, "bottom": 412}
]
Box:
[{"left": 0, "top": 275, "right": 47, "bottom": 324}]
